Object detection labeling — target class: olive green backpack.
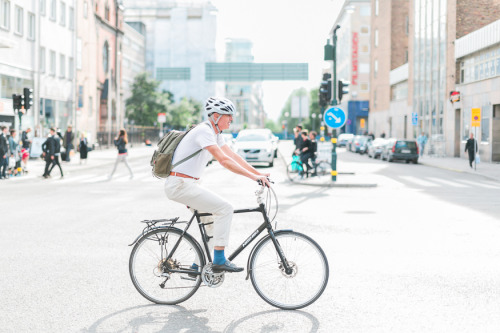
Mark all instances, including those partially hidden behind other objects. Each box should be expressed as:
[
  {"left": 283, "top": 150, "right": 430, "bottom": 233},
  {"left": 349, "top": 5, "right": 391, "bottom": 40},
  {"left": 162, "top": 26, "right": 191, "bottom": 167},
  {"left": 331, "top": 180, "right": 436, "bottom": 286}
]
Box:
[{"left": 150, "top": 125, "right": 203, "bottom": 178}]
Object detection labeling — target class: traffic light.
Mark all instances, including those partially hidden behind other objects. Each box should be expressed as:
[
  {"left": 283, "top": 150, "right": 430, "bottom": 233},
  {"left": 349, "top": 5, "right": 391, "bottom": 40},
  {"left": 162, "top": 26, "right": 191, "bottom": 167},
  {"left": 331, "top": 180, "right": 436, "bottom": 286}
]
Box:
[
  {"left": 12, "top": 94, "right": 20, "bottom": 110},
  {"left": 23, "top": 87, "right": 33, "bottom": 110},
  {"left": 319, "top": 79, "right": 332, "bottom": 107},
  {"left": 338, "top": 80, "right": 349, "bottom": 102}
]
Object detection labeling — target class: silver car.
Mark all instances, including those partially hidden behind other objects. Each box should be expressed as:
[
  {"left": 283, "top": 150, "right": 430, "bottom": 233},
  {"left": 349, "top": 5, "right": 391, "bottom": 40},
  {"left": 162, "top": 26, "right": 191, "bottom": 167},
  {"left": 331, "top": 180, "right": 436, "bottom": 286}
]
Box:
[{"left": 234, "top": 129, "right": 277, "bottom": 167}]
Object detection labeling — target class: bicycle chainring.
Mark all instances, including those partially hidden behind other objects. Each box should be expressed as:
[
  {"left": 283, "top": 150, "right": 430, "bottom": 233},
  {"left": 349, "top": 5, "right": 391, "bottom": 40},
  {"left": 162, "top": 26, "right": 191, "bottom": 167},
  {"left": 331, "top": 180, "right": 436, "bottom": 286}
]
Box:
[{"left": 201, "top": 263, "right": 225, "bottom": 288}]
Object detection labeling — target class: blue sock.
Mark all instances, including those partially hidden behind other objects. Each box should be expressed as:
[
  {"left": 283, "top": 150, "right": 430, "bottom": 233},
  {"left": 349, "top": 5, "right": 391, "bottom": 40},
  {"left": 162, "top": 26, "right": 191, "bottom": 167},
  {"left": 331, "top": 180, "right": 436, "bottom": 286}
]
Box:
[{"left": 213, "top": 249, "right": 226, "bottom": 265}]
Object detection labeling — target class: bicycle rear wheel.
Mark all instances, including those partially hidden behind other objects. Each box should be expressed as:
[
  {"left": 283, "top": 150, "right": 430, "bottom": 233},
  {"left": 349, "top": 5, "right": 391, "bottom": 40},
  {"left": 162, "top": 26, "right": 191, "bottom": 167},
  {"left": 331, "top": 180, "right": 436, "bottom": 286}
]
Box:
[
  {"left": 249, "top": 231, "right": 329, "bottom": 310},
  {"left": 129, "top": 228, "right": 205, "bottom": 304},
  {"left": 315, "top": 161, "right": 331, "bottom": 176}
]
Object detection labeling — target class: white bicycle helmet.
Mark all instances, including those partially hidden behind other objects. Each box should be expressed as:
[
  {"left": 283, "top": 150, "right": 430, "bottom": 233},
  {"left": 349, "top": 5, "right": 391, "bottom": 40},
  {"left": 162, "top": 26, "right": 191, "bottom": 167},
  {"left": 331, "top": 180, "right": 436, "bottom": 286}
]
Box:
[{"left": 205, "top": 97, "right": 236, "bottom": 133}]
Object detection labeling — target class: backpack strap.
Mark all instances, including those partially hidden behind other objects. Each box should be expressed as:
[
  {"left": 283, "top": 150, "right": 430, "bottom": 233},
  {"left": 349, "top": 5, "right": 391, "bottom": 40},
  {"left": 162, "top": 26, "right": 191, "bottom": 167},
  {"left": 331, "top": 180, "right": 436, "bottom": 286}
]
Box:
[{"left": 172, "top": 148, "right": 202, "bottom": 168}]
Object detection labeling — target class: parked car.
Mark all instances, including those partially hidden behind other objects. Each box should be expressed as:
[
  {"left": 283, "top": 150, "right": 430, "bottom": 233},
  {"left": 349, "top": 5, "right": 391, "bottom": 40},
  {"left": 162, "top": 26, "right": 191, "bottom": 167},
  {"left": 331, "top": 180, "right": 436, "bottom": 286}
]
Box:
[
  {"left": 351, "top": 135, "right": 371, "bottom": 154},
  {"left": 381, "top": 139, "right": 419, "bottom": 163},
  {"left": 234, "top": 129, "right": 277, "bottom": 167},
  {"left": 367, "top": 138, "right": 387, "bottom": 158},
  {"left": 380, "top": 138, "right": 397, "bottom": 161},
  {"left": 337, "top": 133, "right": 354, "bottom": 147}
]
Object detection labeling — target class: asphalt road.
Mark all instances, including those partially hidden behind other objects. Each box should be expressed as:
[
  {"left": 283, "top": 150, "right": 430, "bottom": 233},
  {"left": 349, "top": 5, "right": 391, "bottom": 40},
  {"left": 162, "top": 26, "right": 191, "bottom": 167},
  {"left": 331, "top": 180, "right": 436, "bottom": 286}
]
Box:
[{"left": 1, "top": 143, "right": 500, "bottom": 332}]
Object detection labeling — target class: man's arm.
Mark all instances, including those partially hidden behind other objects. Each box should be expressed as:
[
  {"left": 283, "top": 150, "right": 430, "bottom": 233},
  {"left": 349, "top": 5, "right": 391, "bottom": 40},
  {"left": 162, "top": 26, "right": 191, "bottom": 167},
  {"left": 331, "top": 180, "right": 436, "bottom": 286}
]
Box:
[{"left": 206, "top": 144, "right": 270, "bottom": 186}]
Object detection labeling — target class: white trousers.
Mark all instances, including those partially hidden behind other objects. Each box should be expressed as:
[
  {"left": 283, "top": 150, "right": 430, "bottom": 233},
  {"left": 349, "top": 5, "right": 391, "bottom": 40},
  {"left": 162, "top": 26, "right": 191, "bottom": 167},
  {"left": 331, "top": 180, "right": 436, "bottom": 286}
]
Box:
[{"left": 164, "top": 176, "right": 233, "bottom": 247}]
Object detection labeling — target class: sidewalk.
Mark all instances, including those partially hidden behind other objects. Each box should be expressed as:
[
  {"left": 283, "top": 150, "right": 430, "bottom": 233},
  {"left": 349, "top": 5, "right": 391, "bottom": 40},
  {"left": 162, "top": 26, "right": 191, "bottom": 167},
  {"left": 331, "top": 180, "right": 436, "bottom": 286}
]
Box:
[
  {"left": 418, "top": 155, "right": 500, "bottom": 182},
  {"left": 6, "top": 144, "right": 155, "bottom": 180}
]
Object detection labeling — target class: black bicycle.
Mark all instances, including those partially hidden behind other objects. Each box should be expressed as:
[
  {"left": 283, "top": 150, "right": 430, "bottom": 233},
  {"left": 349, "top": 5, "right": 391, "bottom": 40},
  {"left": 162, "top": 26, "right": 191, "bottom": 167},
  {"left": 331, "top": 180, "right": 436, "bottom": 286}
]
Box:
[{"left": 129, "top": 182, "right": 329, "bottom": 310}]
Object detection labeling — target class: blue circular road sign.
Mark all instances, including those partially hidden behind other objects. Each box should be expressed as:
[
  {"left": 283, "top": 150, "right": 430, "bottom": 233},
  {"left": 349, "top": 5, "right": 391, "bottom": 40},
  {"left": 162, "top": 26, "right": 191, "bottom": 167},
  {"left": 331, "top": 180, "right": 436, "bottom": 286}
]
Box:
[{"left": 324, "top": 106, "right": 347, "bottom": 129}]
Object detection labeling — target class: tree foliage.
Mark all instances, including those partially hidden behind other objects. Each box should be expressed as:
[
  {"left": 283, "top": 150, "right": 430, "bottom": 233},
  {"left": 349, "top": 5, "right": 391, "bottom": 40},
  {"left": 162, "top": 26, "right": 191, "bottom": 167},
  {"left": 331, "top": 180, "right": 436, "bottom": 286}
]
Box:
[{"left": 125, "top": 72, "right": 202, "bottom": 129}]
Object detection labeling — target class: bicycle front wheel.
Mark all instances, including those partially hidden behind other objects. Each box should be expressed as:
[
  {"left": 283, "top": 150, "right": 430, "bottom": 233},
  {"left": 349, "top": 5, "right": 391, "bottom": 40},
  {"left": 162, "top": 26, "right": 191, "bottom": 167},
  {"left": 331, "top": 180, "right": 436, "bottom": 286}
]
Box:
[
  {"left": 315, "top": 161, "right": 331, "bottom": 176},
  {"left": 249, "top": 231, "right": 329, "bottom": 310},
  {"left": 129, "top": 228, "right": 205, "bottom": 305}
]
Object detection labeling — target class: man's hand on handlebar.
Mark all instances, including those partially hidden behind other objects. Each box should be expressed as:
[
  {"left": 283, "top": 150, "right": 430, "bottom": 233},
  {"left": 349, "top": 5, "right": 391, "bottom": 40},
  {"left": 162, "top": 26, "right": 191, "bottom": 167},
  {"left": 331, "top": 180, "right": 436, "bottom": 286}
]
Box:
[{"left": 255, "top": 175, "right": 272, "bottom": 188}]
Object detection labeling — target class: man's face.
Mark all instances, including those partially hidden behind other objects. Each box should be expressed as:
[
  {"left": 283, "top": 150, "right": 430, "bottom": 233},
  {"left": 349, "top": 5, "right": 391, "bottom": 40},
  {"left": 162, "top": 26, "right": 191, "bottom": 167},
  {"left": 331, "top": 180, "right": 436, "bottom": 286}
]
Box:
[
  {"left": 50, "top": 130, "right": 55, "bottom": 136},
  {"left": 217, "top": 114, "right": 233, "bottom": 131},
  {"left": 67, "top": 128, "right": 72, "bottom": 132}
]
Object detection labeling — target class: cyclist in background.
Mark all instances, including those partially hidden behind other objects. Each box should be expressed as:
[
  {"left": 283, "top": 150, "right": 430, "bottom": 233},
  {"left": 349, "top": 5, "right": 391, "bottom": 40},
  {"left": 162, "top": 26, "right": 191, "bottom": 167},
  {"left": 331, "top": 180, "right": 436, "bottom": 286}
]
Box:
[
  {"left": 309, "top": 131, "right": 318, "bottom": 176},
  {"left": 164, "top": 97, "right": 271, "bottom": 273}
]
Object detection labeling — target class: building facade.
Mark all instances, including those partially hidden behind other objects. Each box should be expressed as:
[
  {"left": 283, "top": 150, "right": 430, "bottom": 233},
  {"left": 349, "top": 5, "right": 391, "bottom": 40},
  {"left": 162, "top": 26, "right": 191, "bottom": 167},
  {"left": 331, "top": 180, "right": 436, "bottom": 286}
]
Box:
[
  {"left": 329, "top": 0, "right": 371, "bottom": 135},
  {"left": 121, "top": 21, "right": 146, "bottom": 111},
  {"left": 122, "top": 0, "right": 216, "bottom": 105},
  {"left": 0, "top": 0, "right": 36, "bottom": 133},
  {"left": 367, "top": 0, "right": 500, "bottom": 162},
  {"left": 224, "top": 38, "right": 264, "bottom": 131},
  {"left": 369, "top": 0, "right": 410, "bottom": 139}
]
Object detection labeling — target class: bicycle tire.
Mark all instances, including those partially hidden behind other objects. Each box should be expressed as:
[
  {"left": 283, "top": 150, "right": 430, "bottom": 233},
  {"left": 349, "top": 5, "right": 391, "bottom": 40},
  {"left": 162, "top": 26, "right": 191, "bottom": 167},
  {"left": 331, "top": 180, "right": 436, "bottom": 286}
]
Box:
[
  {"left": 249, "top": 231, "right": 329, "bottom": 310},
  {"left": 129, "top": 227, "right": 205, "bottom": 305},
  {"left": 315, "top": 161, "right": 331, "bottom": 176}
]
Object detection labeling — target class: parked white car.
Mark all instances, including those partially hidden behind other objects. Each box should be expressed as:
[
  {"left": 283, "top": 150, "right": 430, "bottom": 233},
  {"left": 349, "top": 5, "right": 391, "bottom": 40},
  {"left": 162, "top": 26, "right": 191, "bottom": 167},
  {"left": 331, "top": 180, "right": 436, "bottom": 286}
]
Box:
[{"left": 234, "top": 129, "right": 278, "bottom": 167}]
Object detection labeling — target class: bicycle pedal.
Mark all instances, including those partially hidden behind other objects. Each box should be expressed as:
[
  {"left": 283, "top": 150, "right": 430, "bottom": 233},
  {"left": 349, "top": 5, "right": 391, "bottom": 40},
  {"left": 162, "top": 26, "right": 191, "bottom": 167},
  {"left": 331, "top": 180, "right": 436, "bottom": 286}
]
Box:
[{"left": 180, "top": 276, "right": 197, "bottom": 281}]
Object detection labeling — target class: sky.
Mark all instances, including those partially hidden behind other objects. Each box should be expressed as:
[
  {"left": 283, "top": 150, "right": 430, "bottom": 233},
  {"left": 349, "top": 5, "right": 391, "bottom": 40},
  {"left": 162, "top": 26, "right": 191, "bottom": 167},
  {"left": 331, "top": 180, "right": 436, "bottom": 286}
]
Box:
[{"left": 210, "top": 0, "right": 342, "bottom": 121}]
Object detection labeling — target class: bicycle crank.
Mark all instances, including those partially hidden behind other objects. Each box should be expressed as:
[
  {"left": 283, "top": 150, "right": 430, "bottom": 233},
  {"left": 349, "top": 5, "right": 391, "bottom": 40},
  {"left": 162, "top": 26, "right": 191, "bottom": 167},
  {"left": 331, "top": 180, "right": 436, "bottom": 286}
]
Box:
[{"left": 201, "top": 263, "right": 225, "bottom": 288}]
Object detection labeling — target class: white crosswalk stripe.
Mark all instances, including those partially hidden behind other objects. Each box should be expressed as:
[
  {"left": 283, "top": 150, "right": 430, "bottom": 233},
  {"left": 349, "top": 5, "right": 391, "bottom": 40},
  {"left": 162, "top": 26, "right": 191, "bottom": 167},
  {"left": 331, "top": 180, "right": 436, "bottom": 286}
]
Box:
[
  {"left": 427, "top": 177, "right": 468, "bottom": 188},
  {"left": 398, "top": 176, "right": 439, "bottom": 187},
  {"left": 456, "top": 179, "right": 500, "bottom": 189}
]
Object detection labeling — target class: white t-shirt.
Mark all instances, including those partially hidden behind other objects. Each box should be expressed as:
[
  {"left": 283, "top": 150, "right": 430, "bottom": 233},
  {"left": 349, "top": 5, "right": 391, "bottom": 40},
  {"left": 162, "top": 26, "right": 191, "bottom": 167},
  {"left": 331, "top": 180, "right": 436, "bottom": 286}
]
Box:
[{"left": 171, "top": 121, "right": 225, "bottom": 178}]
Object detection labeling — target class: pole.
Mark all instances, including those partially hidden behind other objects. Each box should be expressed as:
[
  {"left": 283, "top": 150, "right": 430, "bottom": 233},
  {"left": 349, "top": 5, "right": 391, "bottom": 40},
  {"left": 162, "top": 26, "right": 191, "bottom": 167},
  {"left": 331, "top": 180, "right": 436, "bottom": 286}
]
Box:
[
  {"left": 474, "top": 127, "right": 477, "bottom": 171},
  {"left": 331, "top": 25, "right": 340, "bottom": 182}
]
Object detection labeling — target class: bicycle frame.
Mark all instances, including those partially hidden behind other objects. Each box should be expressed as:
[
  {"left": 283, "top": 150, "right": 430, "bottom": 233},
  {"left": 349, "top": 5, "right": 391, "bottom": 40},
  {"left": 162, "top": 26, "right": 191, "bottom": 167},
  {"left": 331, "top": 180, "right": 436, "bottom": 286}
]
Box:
[{"left": 164, "top": 202, "right": 293, "bottom": 276}]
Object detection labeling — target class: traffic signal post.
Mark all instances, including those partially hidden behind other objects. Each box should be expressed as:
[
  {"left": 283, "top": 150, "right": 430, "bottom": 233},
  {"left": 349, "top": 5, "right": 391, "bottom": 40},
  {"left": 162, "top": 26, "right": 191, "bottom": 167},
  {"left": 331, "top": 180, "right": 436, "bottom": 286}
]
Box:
[
  {"left": 12, "top": 88, "right": 33, "bottom": 130},
  {"left": 327, "top": 25, "right": 341, "bottom": 181}
]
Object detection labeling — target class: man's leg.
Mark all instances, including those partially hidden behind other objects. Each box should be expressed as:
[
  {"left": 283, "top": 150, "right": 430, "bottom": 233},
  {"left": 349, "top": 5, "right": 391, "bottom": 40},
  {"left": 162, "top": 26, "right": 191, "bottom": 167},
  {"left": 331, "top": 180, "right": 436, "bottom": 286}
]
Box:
[
  {"left": 165, "top": 177, "right": 242, "bottom": 272},
  {"left": 43, "top": 159, "right": 52, "bottom": 177}
]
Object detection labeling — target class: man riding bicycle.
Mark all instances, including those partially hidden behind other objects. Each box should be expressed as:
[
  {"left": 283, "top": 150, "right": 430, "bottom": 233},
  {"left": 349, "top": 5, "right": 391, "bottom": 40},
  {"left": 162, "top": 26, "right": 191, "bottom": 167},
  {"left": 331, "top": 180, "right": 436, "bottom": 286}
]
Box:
[{"left": 164, "top": 97, "right": 271, "bottom": 273}]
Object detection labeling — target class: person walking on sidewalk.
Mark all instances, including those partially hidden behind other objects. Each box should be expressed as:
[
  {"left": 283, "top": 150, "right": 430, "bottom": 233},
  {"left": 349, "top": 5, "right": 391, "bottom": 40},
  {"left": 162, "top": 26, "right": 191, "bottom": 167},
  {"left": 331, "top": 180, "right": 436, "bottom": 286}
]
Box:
[
  {"left": 108, "top": 129, "right": 133, "bottom": 180},
  {"left": 48, "top": 132, "right": 64, "bottom": 178},
  {"left": 63, "top": 126, "right": 75, "bottom": 162},
  {"left": 21, "top": 128, "right": 32, "bottom": 174},
  {"left": 79, "top": 133, "right": 88, "bottom": 164},
  {"left": 164, "top": 97, "right": 271, "bottom": 273},
  {"left": 465, "top": 133, "right": 478, "bottom": 168},
  {"left": 42, "top": 129, "right": 57, "bottom": 179},
  {"left": 8, "top": 129, "right": 21, "bottom": 177},
  {"left": 0, "top": 126, "right": 9, "bottom": 179},
  {"left": 417, "top": 132, "right": 427, "bottom": 157}
]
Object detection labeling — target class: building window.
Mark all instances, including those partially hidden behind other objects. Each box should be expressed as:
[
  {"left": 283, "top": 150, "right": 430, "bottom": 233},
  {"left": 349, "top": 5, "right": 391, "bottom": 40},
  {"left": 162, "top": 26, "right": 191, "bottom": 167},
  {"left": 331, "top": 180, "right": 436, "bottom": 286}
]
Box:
[
  {"left": 360, "top": 82, "right": 369, "bottom": 92},
  {"left": 375, "top": 0, "right": 379, "bottom": 16},
  {"left": 40, "top": 0, "right": 46, "bottom": 16},
  {"left": 83, "top": 1, "right": 87, "bottom": 19},
  {"left": 59, "top": 1, "right": 65, "bottom": 26},
  {"left": 68, "top": 57, "right": 74, "bottom": 79},
  {"left": 28, "top": 12, "right": 35, "bottom": 40},
  {"left": 50, "top": 0, "right": 56, "bottom": 21},
  {"left": 50, "top": 50, "right": 56, "bottom": 75},
  {"left": 14, "top": 5, "right": 22, "bottom": 36},
  {"left": 40, "top": 47, "right": 46, "bottom": 73},
  {"left": 1, "top": 0, "right": 10, "bottom": 30},
  {"left": 405, "top": 49, "right": 408, "bottom": 63},
  {"left": 374, "top": 59, "right": 378, "bottom": 78},
  {"left": 374, "top": 29, "right": 378, "bottom": 48},
  {"left": 76, "top": 38, "right": 82, "bottom": 70},
  {"left": 68, "top": 6, "right": 73, "bottom": 29},
  {"left": 405, "top": 16, "right": 409, "bottom": 35},
  {"left": 103, "top": 41, "right": 109, "bottom": 73},
  {"left": 59, "top": 54, "right": 65, "bottom": 78},
  {"left": 104, "top": 3, "right": 109, "bottom": 21}
]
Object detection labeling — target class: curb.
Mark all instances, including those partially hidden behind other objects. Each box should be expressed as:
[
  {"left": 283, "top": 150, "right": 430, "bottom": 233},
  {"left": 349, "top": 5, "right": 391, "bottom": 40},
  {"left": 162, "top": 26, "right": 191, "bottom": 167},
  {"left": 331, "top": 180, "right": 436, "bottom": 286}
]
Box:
[{"left": 279, "top": 149, "right": 378, "bottom": 188}]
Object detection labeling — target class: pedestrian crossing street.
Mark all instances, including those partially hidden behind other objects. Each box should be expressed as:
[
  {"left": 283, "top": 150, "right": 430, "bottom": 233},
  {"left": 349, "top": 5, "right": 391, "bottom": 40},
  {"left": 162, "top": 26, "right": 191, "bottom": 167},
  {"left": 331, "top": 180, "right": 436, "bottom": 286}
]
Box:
[{"left": 396, "top": 175, "right": 500, "bottom": 190}]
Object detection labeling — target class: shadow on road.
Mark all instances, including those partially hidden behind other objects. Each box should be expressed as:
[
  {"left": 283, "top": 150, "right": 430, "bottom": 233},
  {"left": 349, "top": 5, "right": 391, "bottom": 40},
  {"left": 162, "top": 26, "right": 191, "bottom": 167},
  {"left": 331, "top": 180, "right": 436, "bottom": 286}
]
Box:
[
  {"left": 81, "top": 305, "right": 320, "bottom": 333},
  {"left": 223, "top": 309, "right": 320, "bottom": 333}
]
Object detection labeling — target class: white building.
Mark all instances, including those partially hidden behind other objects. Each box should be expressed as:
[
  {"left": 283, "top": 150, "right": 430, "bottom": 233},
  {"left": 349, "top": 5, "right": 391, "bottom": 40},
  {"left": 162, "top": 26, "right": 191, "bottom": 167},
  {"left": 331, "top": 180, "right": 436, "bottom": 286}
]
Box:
[
  {"left": 0, "top": 0, "right": 37, "bottom": 132},
  {"left": 37, "top": 0, "right": 76, "bottom": 134},
  {"left": 224, "top": 38, "right": 264, "bottom": 130},
  {"left": 122, "top": 0, "right": 216, "bottom": 104},
  {"left": 121, "top": 22, "right": 146, "bottom": 108}
]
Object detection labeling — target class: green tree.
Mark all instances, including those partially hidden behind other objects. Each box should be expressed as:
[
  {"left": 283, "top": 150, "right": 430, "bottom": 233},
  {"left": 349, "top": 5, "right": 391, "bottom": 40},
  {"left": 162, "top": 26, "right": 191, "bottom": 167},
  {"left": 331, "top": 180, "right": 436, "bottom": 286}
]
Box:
[
  {"left": 169, "top": 97, "right": 201, "bottom": 129},
  {"left": 125, "top": 73, "right": 168, "bottom": 126},
  {"left": 265, "top": 119, "right": 281, "bottom": 133}
]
